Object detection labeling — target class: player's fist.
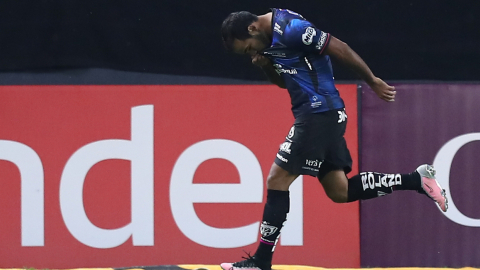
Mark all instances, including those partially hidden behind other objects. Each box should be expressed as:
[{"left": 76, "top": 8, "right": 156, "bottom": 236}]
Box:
[
  {"left": 369, "top": 77, "right": 396, "bottom": 102},
  {"left": 251, "top": 54, "right": 271, "bottom": 67}
]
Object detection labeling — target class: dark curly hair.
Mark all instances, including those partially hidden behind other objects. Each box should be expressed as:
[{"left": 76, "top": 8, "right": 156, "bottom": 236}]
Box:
[{"left": 221, "top": 11, "right": 258, "bottom": 52}]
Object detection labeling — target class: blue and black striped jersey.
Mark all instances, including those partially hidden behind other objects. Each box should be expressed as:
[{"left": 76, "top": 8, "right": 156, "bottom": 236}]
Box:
[{"left": 262, "top": 8, "right": 345, "bottom": 118}]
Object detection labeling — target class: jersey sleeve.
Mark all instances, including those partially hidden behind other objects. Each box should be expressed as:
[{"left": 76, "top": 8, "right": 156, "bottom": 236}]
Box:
[{"left": 282, "top": 19, "right": 331, "bottom": 54}]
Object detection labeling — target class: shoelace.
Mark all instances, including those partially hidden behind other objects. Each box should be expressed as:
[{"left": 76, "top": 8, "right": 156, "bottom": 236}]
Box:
[
  {"left": 239, "top": 251, "right": 256, "bottom": 264},
  {"left": 231, "top": 250, "right": 270, "bottom": 270}
]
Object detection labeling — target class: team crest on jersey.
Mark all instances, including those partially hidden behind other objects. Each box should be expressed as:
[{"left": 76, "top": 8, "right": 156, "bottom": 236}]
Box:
[{"left": 302, "top": 27, "right": 316, "bottom": 45}]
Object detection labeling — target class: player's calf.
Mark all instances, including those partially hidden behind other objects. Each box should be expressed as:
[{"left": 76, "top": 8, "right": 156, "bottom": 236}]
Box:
[
  {"left": 346, "top": 168, "right": 422, "bottom": 201},
  {"left": 323, "top": 186, "right": 348, "bottom": 203},
  {"left": 318, "top": 170, "right": 349, "bottom": 203}
]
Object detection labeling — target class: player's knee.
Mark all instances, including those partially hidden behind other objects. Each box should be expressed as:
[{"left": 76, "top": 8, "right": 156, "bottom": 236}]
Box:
[
  {"left": 266, "top": 174, "right": 288, "bottom": 190},
  {"left": 265, "top": 163, "right": 298, "bottom": 191}
]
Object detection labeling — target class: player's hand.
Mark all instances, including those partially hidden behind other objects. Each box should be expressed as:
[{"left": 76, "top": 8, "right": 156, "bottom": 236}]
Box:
[
  {"left": 369, "top": 77, "right": 396, "bottom": 102},
  {"left": 251, "top": 54, "right": 271, "bottom": 67}
]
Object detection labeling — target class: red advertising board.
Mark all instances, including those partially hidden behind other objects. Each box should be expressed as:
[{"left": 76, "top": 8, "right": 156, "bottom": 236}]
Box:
[{"left": 0, "top": 85, "right": 358, "bottom": 268}]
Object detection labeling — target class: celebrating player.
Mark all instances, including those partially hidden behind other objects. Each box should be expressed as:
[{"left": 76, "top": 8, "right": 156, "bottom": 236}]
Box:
[{"left": 220, "top": 8, "right": 448, "bottom": 270}]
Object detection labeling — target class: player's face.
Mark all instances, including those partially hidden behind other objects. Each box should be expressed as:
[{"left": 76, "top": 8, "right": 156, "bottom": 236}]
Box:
[{"left": 232, "top": 32, "right": 270, "bottom": 56}]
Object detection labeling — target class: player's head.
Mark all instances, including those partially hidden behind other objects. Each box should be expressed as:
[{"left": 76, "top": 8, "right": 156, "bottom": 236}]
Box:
[{"left": 221, "top": 11, "right": 271, "bottom": 56}]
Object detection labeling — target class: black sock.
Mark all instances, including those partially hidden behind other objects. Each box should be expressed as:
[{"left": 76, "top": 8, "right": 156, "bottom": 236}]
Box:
[
  {"left": 347, "top": 171, "right": 421, "bottom": 202},
  {"left": 254, "top": 189, "right": 289, "bottom": 264}
]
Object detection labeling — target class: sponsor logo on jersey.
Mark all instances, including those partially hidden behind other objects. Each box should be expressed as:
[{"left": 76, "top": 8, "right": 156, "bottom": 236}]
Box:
[
  {"left": 274, "top": 23, "right": 283, "bottom": 35},
  {"left": 273, "top": 63, "right": 298, "bottom": 75},
  {"left": 316, "top": 32, "right": 328, "bottom": 50},
  {"left": 302, "top": 27, "right": 316, "bottom": 45},
  {"left": 263, "top": 51, "right": 286, "bottom": 57},
  {"left": 311, "top": 96, "right": 322, "bottom": 108}
]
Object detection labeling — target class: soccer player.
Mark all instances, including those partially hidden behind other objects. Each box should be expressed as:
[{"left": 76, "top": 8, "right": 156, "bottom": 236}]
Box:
[{"left": 220, "top": 8, "right": 448, "bottom": 270}]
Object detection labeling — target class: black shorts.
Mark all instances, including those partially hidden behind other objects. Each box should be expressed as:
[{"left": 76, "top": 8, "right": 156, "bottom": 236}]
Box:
[{"left": 274, "top": 109, "right": 352, "bottom": 179}]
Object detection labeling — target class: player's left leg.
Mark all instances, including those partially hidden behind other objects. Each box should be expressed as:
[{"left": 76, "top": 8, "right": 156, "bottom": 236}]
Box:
[
  {"left": 319, "top": 166, "right": 423, "bottom": 203},
  {"left": 220, "top": 163, "right": 298, "bottom": 270},
  {"left": 318, "top": 163, "right": 448, "bottom": 212}
]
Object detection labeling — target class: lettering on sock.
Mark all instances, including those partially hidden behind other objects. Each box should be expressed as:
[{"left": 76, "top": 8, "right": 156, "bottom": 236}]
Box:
[{"left": 361, "top": 172, "right": 402, "bottom": 191}]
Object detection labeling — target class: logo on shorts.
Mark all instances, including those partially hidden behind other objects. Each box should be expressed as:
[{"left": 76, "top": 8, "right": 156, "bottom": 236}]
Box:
[
  {"left": 276, "top": 153, "right": 288, "bottom": 163},
  {"left": 279, "top": 142, "right": 292, "bottom": 154},
  {"left": 260, "top": 221, "right": 278, "bottom": 237},
  {"left": 305, "top": 159, "right": 322, "bottom": 168},
  {"left": 302, "top": 159, "right": 323, "bottom": 172},
  {"left": 287, "top": 126, "right": 295, "bottom": 138},
  {"left": 338, "top": 110, "right": 347, "bottom": 123},
  {"left": 302, "top": 27, "right": 316, "bottom": 45}
]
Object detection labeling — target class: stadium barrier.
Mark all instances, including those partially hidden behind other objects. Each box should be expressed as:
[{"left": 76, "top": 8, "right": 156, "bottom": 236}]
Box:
[{"left": 2, "top": 84, "right": 479, "bottom": 268}]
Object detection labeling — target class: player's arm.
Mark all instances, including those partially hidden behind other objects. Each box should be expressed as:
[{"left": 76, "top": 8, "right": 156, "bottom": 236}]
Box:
[
  {"left": 252, "top": 54, "right": 287, "bottom": 89},
  {"left": 324, "top": 36, "right": 396, "bottom": 102}
]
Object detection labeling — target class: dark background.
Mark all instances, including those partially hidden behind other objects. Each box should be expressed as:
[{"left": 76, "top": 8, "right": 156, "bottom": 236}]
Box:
[{"left": 0, "top": 0, "right": 478, "bottom": 82}]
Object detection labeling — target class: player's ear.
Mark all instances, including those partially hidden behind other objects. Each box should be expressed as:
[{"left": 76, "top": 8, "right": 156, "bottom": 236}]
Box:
[{"left": 247, "top": 24, "right": 258, "bottom": 34}]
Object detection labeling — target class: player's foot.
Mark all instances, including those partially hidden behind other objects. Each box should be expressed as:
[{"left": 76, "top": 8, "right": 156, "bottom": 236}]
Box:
[
  {"left": 416, "top": 164, "right": 448, "bottom": 212},
  {"left": 220, "top": 255, "right": 271, "bottom": 270}
]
